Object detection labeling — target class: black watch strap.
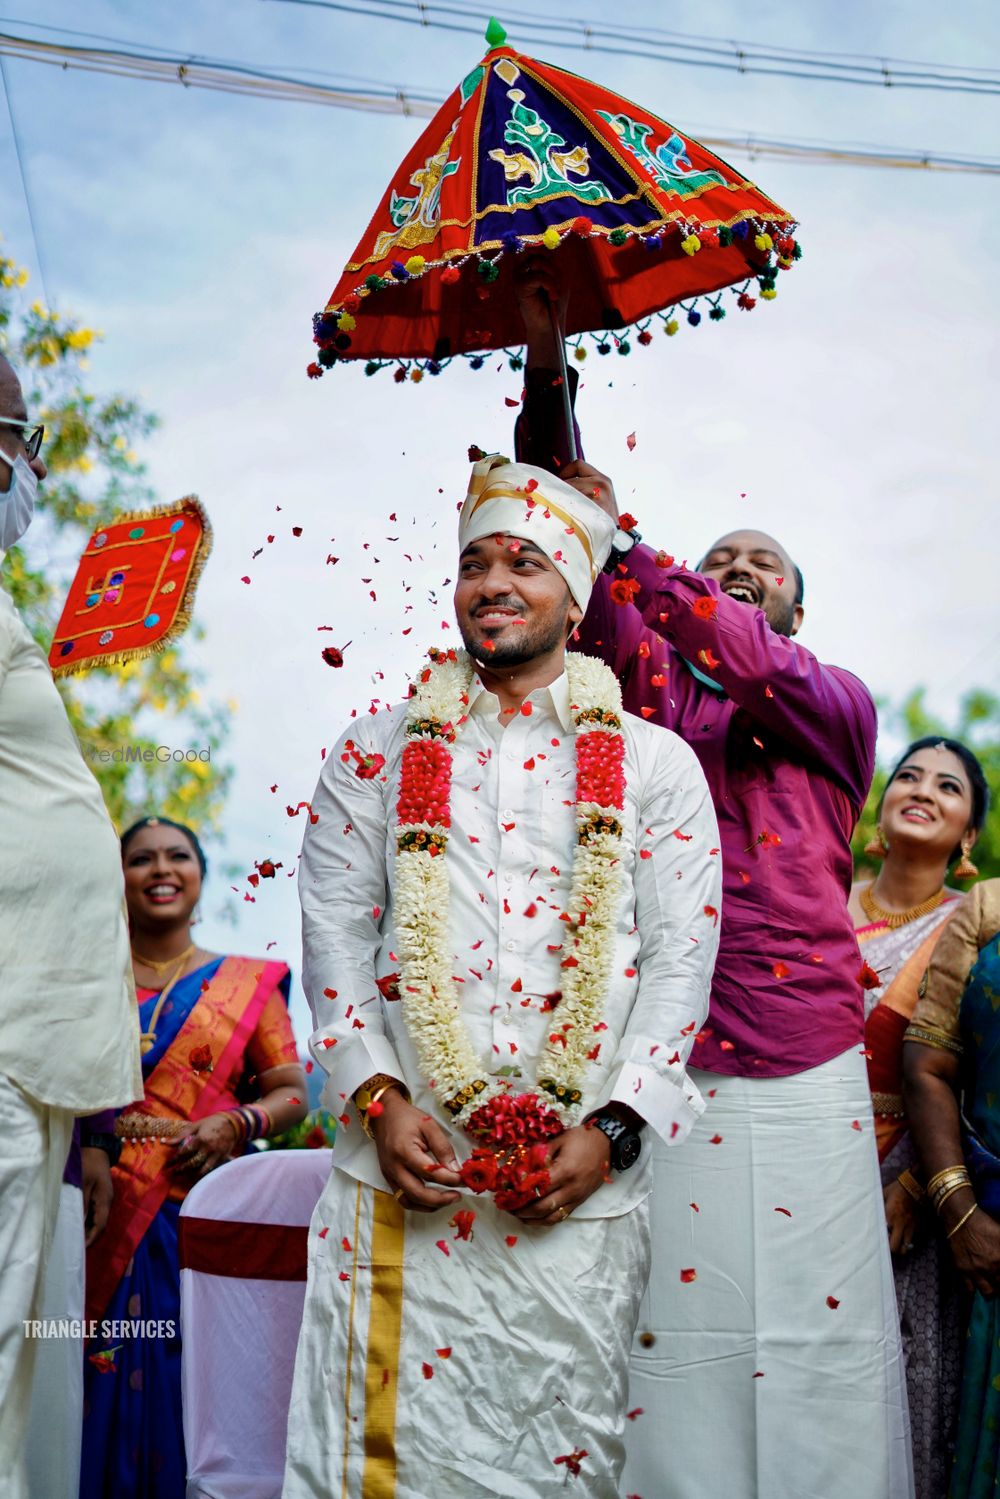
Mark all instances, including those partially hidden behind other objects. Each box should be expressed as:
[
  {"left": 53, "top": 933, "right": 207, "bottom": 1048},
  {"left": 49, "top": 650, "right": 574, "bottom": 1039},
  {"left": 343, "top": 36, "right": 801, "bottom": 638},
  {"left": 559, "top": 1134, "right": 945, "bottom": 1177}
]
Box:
[
  {"left": 602, "top": 527, "right": 642, "bottom": 574},
  {"left": 81, "top": 1131, "right": 122, "bottom": 1166}
]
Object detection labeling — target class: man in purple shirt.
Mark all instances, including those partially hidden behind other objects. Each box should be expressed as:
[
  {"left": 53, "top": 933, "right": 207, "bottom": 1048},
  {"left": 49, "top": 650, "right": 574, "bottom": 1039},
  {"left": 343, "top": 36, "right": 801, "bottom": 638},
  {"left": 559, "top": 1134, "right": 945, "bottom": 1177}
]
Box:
[{"left": 513, "top": 270, "right": 913, "bottom": 1499}]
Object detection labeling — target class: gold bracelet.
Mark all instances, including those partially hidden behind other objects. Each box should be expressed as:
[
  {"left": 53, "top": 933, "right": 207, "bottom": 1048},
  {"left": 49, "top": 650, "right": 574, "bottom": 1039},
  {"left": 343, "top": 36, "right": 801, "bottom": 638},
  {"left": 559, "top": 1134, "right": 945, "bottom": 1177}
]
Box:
[
  {"left": 359, "top": 1085, "right": 407, "bottom": 1139},
  {"left": 929, "top": 1167, "right": 971, "bottom": 1195},
  {"left": 897, "top": 1168, "right": 925, "bottom": 1203},
  {"left": 934, "top": 1179, "right": 973, "bottom": 1214},
  {"left": 927, "top": 1165, "right": 971, "bottom": 1195},
  {"left": 946, "top": 1203, "right": 979, "bottom": 1240},
  {"left": 929, "top": 1171, "right": 971, "bottom": 1208}
]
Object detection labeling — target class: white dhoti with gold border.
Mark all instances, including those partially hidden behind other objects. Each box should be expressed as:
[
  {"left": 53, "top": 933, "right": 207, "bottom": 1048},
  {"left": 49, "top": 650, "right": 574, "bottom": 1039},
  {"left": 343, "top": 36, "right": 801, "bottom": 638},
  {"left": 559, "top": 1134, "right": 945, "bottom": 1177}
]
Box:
[
  {"left": 283, "top": 1168, "right": 650, "bottom": 1499},
  {"left": 623, "top": 1045, "right": 914, "bottom": 1499}
]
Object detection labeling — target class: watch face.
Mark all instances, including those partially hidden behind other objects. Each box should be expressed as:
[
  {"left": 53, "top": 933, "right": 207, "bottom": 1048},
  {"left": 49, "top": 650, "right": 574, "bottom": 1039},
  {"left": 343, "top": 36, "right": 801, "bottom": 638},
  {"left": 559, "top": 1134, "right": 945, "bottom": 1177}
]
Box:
[{"left": 615, "top": 1131, "right": 642, "bottom": 1171}]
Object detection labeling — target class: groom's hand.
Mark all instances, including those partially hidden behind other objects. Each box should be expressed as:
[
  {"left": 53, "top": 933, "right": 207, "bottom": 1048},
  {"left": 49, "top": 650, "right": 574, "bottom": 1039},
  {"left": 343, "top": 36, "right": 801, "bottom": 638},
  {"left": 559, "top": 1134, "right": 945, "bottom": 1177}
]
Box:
[
  {"left": 371, "top": 1089, "right": 463, "bottom": 1212},
  {"left": 512, "top": 1123, "right": 612, "bottom": 1225}
]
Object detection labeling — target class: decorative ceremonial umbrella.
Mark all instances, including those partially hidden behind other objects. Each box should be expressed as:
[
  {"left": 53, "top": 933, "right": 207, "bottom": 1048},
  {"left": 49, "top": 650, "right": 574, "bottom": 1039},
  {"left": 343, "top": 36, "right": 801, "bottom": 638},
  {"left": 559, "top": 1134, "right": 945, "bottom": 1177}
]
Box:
[
  {"left": 308, "top": 17, "right": 800, "bottom": 421},
  {"left": 49, "top": 496, "right": 212, "bottom": 676}
]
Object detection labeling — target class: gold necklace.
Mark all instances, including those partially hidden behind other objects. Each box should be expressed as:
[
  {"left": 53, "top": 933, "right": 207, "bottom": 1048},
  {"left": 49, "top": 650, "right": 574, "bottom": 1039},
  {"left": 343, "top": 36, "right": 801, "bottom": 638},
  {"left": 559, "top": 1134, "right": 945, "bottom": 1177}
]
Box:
[
  {"left": 131, "top": 941, "right": 195, "bottom": 976},
  {"left": 859, "top": 881, "right": 947, "bottom": 930},
  {"left": 134, "top": 947, "right": 199, "bottom": 1055}
]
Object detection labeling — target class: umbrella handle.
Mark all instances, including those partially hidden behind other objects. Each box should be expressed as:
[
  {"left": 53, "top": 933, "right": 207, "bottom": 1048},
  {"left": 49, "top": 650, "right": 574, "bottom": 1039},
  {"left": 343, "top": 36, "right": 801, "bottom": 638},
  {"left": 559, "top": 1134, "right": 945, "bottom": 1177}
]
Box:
[{"left": 547, "top": 300, "right": 578, "bottom": 466}]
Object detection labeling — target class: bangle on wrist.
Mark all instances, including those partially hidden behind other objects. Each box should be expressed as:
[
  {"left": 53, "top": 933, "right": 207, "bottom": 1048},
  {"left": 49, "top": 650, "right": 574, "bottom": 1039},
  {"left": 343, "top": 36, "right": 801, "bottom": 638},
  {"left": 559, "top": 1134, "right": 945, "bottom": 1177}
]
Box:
[
  {"left": 946, "top": 1202, "right": 979, "bottom": 1240},
  {"left": 897, "top": 1168, "right": 925, "bottom": 1202}
]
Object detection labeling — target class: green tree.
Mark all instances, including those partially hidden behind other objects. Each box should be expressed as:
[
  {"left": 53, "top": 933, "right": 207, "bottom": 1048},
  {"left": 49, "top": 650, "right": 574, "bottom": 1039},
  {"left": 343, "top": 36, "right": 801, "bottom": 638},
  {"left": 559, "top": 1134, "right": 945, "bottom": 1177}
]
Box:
[
  {"left": 853, "top": 687, "right": 1000, "bottom": 882},
  {"left": 0, "top": 245, "right": 230, "bottom": 832}
]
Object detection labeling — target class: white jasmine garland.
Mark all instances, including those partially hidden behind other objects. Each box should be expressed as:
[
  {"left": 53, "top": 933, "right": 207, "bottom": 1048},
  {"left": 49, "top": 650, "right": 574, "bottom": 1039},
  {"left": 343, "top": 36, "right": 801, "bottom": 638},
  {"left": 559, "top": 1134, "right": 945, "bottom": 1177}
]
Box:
[{"left": 394, "top": 649, "right": 626, "bottom": 1132}]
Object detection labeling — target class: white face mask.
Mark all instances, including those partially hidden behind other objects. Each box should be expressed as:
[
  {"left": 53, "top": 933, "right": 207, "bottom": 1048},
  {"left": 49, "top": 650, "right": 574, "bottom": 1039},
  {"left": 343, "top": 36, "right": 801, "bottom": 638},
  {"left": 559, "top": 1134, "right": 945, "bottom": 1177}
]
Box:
[{"left": 0, "top": 451, "right": 37, "bottom": 549}]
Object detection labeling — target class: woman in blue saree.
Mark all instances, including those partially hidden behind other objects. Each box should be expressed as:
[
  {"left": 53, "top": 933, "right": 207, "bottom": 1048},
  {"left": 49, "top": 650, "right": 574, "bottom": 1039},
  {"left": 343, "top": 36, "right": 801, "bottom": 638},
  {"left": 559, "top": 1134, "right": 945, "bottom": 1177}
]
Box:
[
  {"left": 905, "top": 878, "right": 1000, "bottom": 1498},
  {"left": 81, "top": 817, "right": 307, "bottom": 1499}
]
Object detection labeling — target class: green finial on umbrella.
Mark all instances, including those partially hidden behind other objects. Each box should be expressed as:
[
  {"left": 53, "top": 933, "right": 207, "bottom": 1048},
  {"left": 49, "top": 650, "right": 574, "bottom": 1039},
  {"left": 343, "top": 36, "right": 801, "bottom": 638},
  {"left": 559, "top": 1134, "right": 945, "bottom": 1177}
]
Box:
[{"left": 485, "top": 16, "right": 507, "bottom": 47}]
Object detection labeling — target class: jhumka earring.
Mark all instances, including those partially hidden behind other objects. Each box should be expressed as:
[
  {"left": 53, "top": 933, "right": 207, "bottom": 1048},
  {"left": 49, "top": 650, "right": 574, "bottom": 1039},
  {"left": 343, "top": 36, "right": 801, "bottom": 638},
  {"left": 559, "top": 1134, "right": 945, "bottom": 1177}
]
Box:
[
  {"left": 954, "top": 838, "right": 979, "bottom": 880},
  {"left": 863, "top": 825, "right": 888, "bottom": 860}
]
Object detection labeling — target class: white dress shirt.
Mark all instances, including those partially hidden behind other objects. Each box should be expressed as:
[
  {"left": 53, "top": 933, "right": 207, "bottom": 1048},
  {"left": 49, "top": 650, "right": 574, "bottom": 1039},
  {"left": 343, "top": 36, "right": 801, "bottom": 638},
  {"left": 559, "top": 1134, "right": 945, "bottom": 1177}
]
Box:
[
  {"left": 299, "top": 669, "right": 721, "bottom": 1217},
  {"left": 0, "top": 584, "right": 142, "bottom": 1111}
]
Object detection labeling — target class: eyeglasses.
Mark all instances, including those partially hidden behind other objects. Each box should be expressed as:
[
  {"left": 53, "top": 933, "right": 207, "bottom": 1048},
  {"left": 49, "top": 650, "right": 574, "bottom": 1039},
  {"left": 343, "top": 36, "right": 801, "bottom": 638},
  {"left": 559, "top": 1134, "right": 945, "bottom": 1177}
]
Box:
[{"left": 0, "top": 417, "right": 44, "bottom": 461}]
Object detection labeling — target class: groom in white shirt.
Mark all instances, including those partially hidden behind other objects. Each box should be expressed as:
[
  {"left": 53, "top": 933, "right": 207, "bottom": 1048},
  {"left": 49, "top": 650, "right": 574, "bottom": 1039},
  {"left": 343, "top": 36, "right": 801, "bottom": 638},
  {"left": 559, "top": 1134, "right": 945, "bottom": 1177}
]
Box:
[{"left": 284, "top": 453, "right": 721, "bottom": 1499}]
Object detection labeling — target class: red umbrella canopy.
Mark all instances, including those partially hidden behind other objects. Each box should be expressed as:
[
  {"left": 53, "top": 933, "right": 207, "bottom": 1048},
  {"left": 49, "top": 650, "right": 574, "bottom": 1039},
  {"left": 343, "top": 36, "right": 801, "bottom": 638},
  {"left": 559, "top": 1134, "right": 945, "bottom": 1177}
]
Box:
[{"left": 309, "top": 34, "right": 800, "bottom": 379}]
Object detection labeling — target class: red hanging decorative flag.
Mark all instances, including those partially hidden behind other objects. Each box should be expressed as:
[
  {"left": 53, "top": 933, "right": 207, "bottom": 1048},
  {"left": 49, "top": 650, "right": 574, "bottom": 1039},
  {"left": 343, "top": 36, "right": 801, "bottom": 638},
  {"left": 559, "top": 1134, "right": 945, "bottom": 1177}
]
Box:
[{"left": 48, "top": 497, "right": 212, "bottom": 677}]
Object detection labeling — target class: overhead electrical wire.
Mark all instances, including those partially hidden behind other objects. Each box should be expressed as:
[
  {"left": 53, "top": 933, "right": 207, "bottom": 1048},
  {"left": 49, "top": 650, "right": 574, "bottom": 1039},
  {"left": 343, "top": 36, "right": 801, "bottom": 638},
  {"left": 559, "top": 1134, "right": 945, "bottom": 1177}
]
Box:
[
  {"left": 1, "top": 28, "right": 998, "bottom": 175},
  {"left": 266, "top": 0, "right": 1000, "bottom": 95}
]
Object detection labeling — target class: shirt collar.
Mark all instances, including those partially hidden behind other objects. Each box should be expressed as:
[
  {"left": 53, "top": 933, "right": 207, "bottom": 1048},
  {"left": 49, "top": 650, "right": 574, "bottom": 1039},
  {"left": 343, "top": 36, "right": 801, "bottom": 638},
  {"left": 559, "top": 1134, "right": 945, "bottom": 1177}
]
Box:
[{"left": 467, "top": 669, "right": 574, "bottom": 733}]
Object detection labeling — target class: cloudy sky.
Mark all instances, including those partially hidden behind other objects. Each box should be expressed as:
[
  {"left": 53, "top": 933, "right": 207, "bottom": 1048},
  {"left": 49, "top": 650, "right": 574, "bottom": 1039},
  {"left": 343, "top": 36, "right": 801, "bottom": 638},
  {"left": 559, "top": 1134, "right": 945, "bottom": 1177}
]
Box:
[{"left": 2, "top": 0, "right": 997, "bottom": 1041}]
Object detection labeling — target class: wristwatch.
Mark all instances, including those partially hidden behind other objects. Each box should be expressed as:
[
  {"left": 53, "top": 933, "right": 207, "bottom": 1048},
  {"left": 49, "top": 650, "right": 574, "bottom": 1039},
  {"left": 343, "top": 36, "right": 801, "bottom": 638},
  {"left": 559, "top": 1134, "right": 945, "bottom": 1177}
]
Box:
[
  {"left": 602, "top": 525, "right": 642, "bottom": 574},
  {"left": 82, "top": 1131, "right": 123, "bottom": 1167},
  {"left": 589, "top": 1112, "right": 642, "bottom": 1172}
]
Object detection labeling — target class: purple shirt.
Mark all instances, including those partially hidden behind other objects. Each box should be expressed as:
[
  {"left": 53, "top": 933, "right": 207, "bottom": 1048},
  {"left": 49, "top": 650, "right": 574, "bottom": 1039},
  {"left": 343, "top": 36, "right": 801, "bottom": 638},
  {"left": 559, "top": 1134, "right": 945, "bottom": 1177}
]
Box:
[{"left": 517, "top": 373, "right": 877, "bottom": 1077}]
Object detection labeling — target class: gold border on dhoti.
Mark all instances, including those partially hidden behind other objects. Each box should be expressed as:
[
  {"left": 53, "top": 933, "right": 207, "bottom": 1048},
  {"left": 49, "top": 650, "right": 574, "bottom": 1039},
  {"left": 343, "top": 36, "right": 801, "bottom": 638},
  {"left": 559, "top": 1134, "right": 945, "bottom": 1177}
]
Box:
[{"left": 361, "top": 1190, "right": 406, "bottom": 1498}]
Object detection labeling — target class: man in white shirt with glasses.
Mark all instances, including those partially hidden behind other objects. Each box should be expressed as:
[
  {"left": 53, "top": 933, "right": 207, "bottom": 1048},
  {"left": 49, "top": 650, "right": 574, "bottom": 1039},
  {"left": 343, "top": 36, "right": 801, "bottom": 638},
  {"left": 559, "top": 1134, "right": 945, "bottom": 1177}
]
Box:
[{"left": 0, "top": 353, "right": 141, "bottom": 1499}]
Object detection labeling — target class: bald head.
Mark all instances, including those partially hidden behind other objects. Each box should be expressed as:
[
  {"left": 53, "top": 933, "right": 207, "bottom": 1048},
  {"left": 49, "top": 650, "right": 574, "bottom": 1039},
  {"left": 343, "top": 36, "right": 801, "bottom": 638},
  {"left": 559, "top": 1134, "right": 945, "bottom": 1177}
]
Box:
[{"left": 697, "top": 528, "right": 804, "bottom": 637}]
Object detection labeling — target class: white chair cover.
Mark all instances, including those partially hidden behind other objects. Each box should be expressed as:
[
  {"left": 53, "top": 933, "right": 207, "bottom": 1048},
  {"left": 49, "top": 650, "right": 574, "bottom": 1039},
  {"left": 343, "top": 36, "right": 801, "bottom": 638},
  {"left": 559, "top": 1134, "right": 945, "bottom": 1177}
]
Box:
[{"left": 180, "top": 1148, "right": 332, "bottom": 1499}]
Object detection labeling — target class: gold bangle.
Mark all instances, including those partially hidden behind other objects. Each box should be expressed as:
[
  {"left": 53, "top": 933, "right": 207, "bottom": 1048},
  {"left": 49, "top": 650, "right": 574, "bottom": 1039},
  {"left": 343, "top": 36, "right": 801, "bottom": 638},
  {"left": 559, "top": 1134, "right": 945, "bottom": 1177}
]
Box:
[
  {"left": 358, "top": 1082, "right": 407, "bottom": 1139},
  {"left": 927, "top": 1165, "right": 971, "bottom": 1195},
  {"left": 946, "top": 1203, "right": 979, "bottom": 1240},
  {"left": 929, "top": 1172, "right": 971, "bottom": 1207},
  {"left": 934, "top": 1179, "right": 973, "bottom": 1214},
  {"left": 929, "top": 1167, "right": 971, "bottom": 1195},
  {"left": 897, "top": 1168, "right": 925, "bottom": 1203}
]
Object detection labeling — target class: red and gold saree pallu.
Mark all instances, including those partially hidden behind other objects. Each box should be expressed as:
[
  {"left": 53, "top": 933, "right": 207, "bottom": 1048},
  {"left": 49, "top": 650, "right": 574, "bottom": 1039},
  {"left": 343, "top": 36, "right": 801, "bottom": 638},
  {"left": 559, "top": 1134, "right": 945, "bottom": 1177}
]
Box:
[
  {"left": 864, "top": 913, "right": 955, "bottom": 1162},
  {"left": 85, "top": 956, "right": 288, "bottom": 1325}
]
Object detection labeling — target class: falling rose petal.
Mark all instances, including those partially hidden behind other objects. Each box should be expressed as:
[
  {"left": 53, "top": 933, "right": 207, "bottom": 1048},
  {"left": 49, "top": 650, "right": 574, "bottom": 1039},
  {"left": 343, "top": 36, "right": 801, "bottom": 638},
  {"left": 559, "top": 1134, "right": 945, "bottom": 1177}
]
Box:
[
  {"left": 240, "top": 575, "right": 251, "bottom": 585},
  {"left": 435, "top": 1240, "right": 450, "bottom": 1256},
  {"left": 774, "top": 1207, "right": 792, "bottom": 1217},
  {"left": 626, "top": 431, "right": 637, "bottom": 451},
  {"left": 338, "top": 1271, "right": 350, "bottom": 1282},
  {"left": 680, "top": 1268, "right": 697, "bottom": 1283},
  {"left": 422, "top": 1362, "right": 434, "bottom": 1379},
  {"left": 851, "top": 1119, "right": 862, "bottom": 1131},
  {"left": 826, "top": 1296, "right": 840, "bottom": 1309},
  {"left": 771, "top": 962, "right": 790, "bottom": 980},
  {"left": 436, "top": 1347, "right": 452, "bottom": 1359},
  {"left": 505, "top": 1235, "right": 518, "bottom": 1247},
  {"left": 753, "top": 1370, "right": 765, "bottom": 1378},
  {"left": 709, "top": 1134, "right": 723, "bottom": 1145},
  {"left": 690, "top": 1202, "right": 699, "bottom": 1212},
  {"left": 341, "top": 1237, "right": 352, "bottom": 1251},
  {"left": 626, "top": 1407, "right": 644, "bottom": 1420}
]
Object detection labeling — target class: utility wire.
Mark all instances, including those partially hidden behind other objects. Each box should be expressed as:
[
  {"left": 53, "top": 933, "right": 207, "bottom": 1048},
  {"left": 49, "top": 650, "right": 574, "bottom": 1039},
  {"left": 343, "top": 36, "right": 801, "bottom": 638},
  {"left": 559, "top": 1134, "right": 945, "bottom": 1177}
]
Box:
[
  {"left": 2, "top": 30, "right": 998, "bottom": 174},
  {"left": 267, "top": 0, "right": 1000, "bottom": 95},
  {"left": 0, "top": 51, "right": 51, "bottom": 304}
]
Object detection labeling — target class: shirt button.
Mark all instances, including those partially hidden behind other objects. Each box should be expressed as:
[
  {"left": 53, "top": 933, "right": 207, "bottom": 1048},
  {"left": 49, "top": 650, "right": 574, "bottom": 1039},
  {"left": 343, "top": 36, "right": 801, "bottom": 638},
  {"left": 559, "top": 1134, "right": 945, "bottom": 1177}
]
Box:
[
  {"left": 504, "top": 871, "right": 513, "bottom": 883},
  {"left": 501, "top": 809, "right": 514, "bottom": 821},
  {"left": 505, "top": 941, "right": 516, "bottom": 952}
]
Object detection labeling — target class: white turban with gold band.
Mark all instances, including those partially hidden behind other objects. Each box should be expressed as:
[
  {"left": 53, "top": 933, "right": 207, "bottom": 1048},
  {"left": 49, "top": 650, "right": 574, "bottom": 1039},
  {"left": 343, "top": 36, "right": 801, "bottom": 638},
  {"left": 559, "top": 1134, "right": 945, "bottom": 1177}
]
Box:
[{"left": 458, "top": 455, "right": 617, "bottom": 611}]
